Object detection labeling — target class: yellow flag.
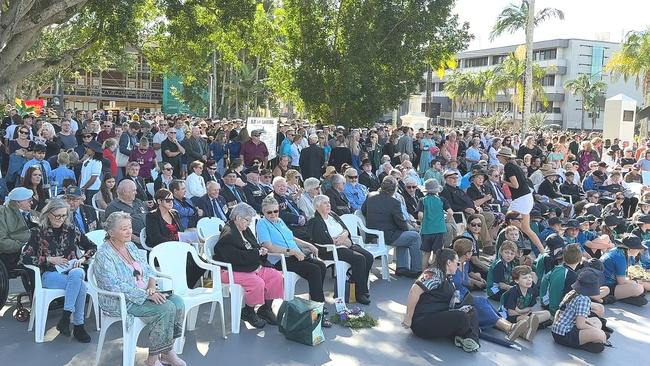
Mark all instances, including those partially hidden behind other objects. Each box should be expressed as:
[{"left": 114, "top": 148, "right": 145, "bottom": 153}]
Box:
[{"left": 15, "top": 97, "right": 22, "bottom": 106}]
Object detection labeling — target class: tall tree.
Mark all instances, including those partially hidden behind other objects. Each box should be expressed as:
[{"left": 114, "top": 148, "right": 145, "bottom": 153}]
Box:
[
  {"left": 564, "top": 74, "right": 606, "bottom": 131},
  {"left": 282, "top": 0, "right": 471, "bottom": 127},
  {"left": 605, "top": 28, "right": 650, "bottom": 107},
  {"left": 0, "top": 0, "right": 149, "bottom": 101},
  {"left": 489, "top": 0, "right": 564, "bottom": 131}
]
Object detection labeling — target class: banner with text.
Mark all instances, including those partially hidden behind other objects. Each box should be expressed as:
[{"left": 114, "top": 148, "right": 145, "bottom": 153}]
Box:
[{"left": 247, "top": 117, "right": 278, "bottom": 160}]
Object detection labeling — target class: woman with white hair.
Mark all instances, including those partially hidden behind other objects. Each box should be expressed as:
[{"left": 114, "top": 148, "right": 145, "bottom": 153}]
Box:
[
  {"left": 297, "top": 177, "right": 321, "bottom": 219},
  {"left": 308, "top": 195, "right": 374, "bottom": 304},
  {"left": 38, "top": 122, "right": 62, "bottom": 159},
  {"left": 213, "top": 203, "right": 284, "bottom": 328},
  {"left": 20, "top": 198, "right": 96, "bottom": 343}
]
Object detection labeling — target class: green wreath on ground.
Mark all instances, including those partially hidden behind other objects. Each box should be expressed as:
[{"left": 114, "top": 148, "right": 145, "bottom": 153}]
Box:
[{"left": 330, "top": 313, "right": 378, "bottom": 329}]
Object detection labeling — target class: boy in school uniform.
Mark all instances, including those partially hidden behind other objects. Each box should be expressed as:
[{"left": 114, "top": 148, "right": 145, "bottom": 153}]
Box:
[
  {"left": 486, "top": 241, "right": 517, "bottom": 301},
  {"left": 499, "top": 266, "right": 551, "bottom": 341},
  {"left": 534, "top": 234, "right": 565, "bottom": 283},
  {"left": 417, "top": 179, "right": 453, "bottom": 270}
]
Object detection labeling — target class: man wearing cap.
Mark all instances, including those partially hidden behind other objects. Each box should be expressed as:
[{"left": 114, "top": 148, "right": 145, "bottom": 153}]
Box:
[
  {"left": 299, "top": 134, "right": 324, "bottom": 180},
  {"left": 560, "top": 171, "right": 583, "bottom": 204},
  {"left": 496, "top": 147, "right": 544, "bottom": 254},
  {"left": 243, "top": 166, "right": 265, "bottom": 213},
  {"left": 539, "top": 217, "right": 563, "bottom": 243},
  {"left": 20, "top": 144, "right": 51, "bottom": 182},
  {"left": 221, "top": 168, "right": 248, "bottom": 207},
  {"left": 362, "top": 176, "right": 421, "bottom": 277},
  {"left": 359, "top": 159, "right": 380, "bottom": 192},
  {"left": 240, "top": 129, "right": 269, "bottom": 167},
  {"left": 0, "top": 188, "right": 38, "bottom": 269},
  {"left": 440, "top": 169, "right": 494, "bottom": 247},
  {"left": 64, "top": 186, "right": 98, "bottom": 234},
  {"left": 195, "top": 181, "right": 229, "bottom": 221},
  {"left": 202, "top": 159, "right": 222, "bottom": 184},
  {"left": 161, "top": 126, "right": 186, "bottom": 178}
]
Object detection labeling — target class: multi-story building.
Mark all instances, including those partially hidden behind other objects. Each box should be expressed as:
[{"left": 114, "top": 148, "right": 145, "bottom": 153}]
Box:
[
  {"left": 408, "top": 38, "right": 644, "bottom": 130},
  {"left": 40, "top": 54, "right": 164, "bottom": 112}
]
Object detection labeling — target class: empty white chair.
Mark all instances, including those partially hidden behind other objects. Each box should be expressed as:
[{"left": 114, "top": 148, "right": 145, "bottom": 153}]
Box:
[
  {"left": 453, "top": 212, "right": 467, "bottom": 233},
  {"left": 91, "top": 194, "right": 105, "bottom": 221},
  {"left": 25, "top": 265, "right": 66, "bottom": 343},
  {"left": 149, "top": 242, "right": 226, "bottom": 353},
  {"left": 340, "top": 214, "right": 390, "bottom": 281},
  {"left": 139, "top": 228, "right": 154, "bottom": 251},
  {"left": 86, "top": 230, "right": 107, "bottom": 247},
  {"left": 146, "top": 182, "right": 155, "bottom": 198},
  {"left": 196, "top": 217, "right": 225, "bottom": 242},
  {"left": 203, "top": 234, "right": 244, "bottom": 333}
]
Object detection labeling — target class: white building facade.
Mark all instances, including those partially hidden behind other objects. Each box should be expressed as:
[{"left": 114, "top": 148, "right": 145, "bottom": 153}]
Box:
[{"left": 409, "top": 38, "right": 643, "bottom": 130}]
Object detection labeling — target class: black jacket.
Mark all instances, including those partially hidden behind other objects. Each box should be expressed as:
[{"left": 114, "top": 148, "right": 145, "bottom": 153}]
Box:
[
  {"left": 124, "top": 175, "right": 150, "bottom": 201},
  {"left": 308, "top": 211, "right": 350, "bottom": 246},
  {"left": 153, "top": 174, "right": 173, "bottom": 192},
  {"left": 145, "top": 209, "right": 182, "bottom": 247},
  {"left": 324, "top": 187, "right": 352, "bottom": 216},
  {"left": 202, "top": 171, "right": 222, "bottom": 185},
  {"left": 440, "top": 184, "right": 476, "bottom": 212},
  {"left": 401, "top": 190, "right": 423, "bottom": 219},
  {"left": 361, "top": 191, "right": 408, "bottom": 244},
  {"left": 273, "top": 192, "right": 305, "bottom": 227},
  {"left": 72, "top": 204, "right": 99, "bottom": 234},
  {"left": 194, "top": 194, "right": 229, "bottom": 221},
  {"left": 221, "top": 184, "right": 247, "bottom": 208},
  {"left": 299, "top": 144, "right": 325, "bottom": 180},
  {"left": 243, "top": 182, "right": 265, "bottom": 213},
  {"left": 359, "top": 171, "right": 380, "bottom": 192},
  {"left": 213, "top": 221, "right": 268, "bottom": 272},
  {"left": 329, "top": 147, "right": 352, "bottom": 172}
]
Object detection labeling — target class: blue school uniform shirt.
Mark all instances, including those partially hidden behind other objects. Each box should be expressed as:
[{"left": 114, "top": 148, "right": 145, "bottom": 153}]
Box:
[
  {"left": 256, "top": 217, "right": 300, "bottom": 264},
  {"left": 577, "top": 230, "right": 598, "bottom": 251},
  {"left": 452, "top": 261, "right": 471, "bottom": 299},
  {"left": 21, "top": 158, "right": 52, "bottom": 178},
  {"left": 538, "top": 227, "right": 558, "bottom": 243},
  {"left": 49, "top": 166, "right": 76, "bottom": 191},
  {"left": 601, "top": 247, "right": 632, "bottom": 286}
]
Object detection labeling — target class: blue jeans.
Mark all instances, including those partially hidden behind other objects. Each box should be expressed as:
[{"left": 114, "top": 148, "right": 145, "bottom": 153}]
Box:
[
  {"left": 42, "top": 268, "right": 87, "bottom": 325},
  {"left": 391, "top": 231, "right": 423, "bottom": 271}
]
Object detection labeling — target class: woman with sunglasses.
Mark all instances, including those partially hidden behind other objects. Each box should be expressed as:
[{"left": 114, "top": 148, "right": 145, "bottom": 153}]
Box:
[
  {"left": 93, "top": 211, "right": 187, "bottom": 366},
  {"left": 20, "top": 198, "right": 96, "bottom": 343},
  {"left": 146, "top": 188, "right": 204, "bottom": 288},
  {"left": 256, "top": 195, "right": 332, "bottom": 327},
  {"left": 154, "top": 162, "right": 175, "bottom": 192}
]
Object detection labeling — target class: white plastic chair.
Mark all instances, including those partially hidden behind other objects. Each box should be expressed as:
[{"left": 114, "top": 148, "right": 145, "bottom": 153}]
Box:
[
  {"left": 146, "top": 182, "right": 155, "bottom": 198},
  {"left": 340, "top": 214, "right": 390, "bottom": 281},
  {"left": 203, "top": 234, "right": 244, "bottom": 334},
  {"left": 197, "top": 217, "right": 225, "bottom": 242},
  {"left": 91, "top": 194, "right": 105, "bottom": 221},
  {"left": 267, "top": 253, "right": 301, "bottom": 301},
  {"left": 86, "top": 230, "right": 106, "bottom": 247},
  {"left": 139, "top": 228, "right": 154, "bottom": 251},
  {"left": 149, "top": 242, "right": 226, "bottom": 353},
  {"left": 89, "top": 262, "right": 171, "bottom": 366},
  {"left": 25, "top": 265, "right": 66, "bottom": 343},
  {"left": 313, "top": 243, "right": 351, "bottom": 302}
]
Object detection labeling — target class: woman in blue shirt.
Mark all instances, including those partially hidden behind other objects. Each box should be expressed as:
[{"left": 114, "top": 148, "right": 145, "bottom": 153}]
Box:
[
  {"left": 600, "top": 234, "right": 648, "bottom": 306},
  {"left": 256, "top": 195, "right": 331, "bottom": 327}
]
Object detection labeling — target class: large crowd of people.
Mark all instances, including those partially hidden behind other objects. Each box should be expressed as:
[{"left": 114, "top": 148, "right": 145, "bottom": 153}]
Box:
[{"left": 1, "top": 106, "right": 650, "bottom": 362}]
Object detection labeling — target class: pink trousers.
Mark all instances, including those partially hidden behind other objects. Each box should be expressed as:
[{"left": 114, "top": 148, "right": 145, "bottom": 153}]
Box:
[{"left": 221, "top": 267, "right": 284, "bottom": 306}]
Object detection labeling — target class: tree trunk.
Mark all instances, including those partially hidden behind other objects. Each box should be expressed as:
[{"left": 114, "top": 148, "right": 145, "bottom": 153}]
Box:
[
  {"left": 425, "top": 66, "right": 432, "bottom": 119},
  {"left": 580, "top": 98, "right": 585, "bottom": 131},
  {"left": 450, "top": 100, "right": 455, "bottom": 127},
  {"left": 220, "top": 61, "right": 227, "bottom": 113},
  {"left": 522, "top": 0, "right": 535, "bottom": 132}
]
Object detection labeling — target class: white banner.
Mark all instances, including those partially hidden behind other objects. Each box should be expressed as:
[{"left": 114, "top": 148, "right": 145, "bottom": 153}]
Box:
[{"left": 247, "top": 117, "right": 278, "bottom": 160}]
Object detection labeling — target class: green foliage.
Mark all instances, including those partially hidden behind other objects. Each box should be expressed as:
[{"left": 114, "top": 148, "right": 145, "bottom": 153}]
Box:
[
  {"left": 489, "top": 1, "right": 564, "bottom": 41},
  {"left": 477, "top": 111, "right": 511, "bottom": 130},
  {"left": 330, "top": 313, "right": 378, "bottom": 329},
  {"left": 564, "top": 74, "right": 607, "bottom": 130},
  {"left": 282, "top": 0, "right": 471, "bottom": 127},
  {"left": 528, "top": 112, "right": 547, "bottom": 130},
  {"left": 605, "top": 27, "right": 650, "bottom": 106}
]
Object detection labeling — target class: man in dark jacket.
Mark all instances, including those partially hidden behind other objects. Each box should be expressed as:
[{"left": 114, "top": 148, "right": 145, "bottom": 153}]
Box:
[
  {"left": 194, "top": 181, "right": 229, "bottom": 221},
  {"left": 242, "top": 166, "right": 265, "bottom": 213},
  {"left": 64, "top": 186, "right": 99, "bottom": 234},
  {"left": 299, "top": 134, "right": 324, "bottom": 180},
  {"left": 361, "top": 176, "right": 421, "bottom": 278},
  {"left": 123, "top": 162, "right": 150, "bottom": 202},
  {"left": 359, "top": 159, "right": 380, "bottom": 191},
  {"left": 324, "top": 174, "right": 352, "bottom": 216},
  {"left": 221, "top": 168, "right": 247, "bottom": 208},
  {"left": 272, "top": 176, "right": 310, "bottom": 241}
]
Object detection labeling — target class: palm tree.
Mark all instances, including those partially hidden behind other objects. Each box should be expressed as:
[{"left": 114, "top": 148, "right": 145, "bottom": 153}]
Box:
[
  {"left": 605, "top": 28, "right": 650, "bottom": 107},
  {"left": 490, "top": 0, "right": 564, "bottom": 131},
  {"left": 444, "top": 71, "right": 472, "bottom": 126},
  {"left": 564, "top": 74, "right": 606, "bottom": 130}
]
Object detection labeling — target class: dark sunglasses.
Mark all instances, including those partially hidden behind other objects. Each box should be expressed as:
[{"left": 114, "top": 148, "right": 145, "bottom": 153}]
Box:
[
  {"left": 83, "top": 135, "right": 93, "bottom": 138},
  {"left": 406, "top": 185, "right": 418, "bottom": 189},
  {"left": 207, "top": 167, "right": 217, "bottom": 170},
  {"left": 19, "top": 130, "right": 29, "bottom": 134},
  {"left": 161, "top": 198, "right": 173, "bottom": 203},
  {"left": 265, "top": 209, "right": 279, "bottom": 214},
  {"left": 163, "top": 167, "right": 173, "bottom": 171},
  {"left": 347, "top": 175, "right": 358, "bottom": 179},
  {"left": 470, "top": 222, "right": 482, "bottom": 227}
]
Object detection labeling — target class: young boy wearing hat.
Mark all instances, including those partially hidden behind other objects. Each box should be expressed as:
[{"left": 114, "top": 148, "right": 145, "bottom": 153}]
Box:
[
  {"left": 538, "top": 216, "right": 563, "bottom": 244},
  {"left": 534, "top": 234, "right": 565, "bottom": 281},
  {"left": 417, "top": 179, "right": 454, "bottom": 270},
  {"left": 562, "top": 219, "right": 592, "bottom": 260},
  {"left": 499, "top": 266, "right": 550, "bottom": 341},
  {"left": 600, "top": 234, "right": 649, "bottom": 306},
  {"left": 551, "top": 267, "right": 609, "bottom": 353}
]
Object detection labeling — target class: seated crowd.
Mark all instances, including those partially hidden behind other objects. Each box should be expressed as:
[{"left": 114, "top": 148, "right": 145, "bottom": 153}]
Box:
[{"left": 2, "top": 108, "right": 650, "bottom": 361}]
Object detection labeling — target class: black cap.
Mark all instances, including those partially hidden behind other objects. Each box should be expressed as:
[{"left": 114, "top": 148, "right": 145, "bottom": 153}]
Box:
[
  {"left": 563, "top": 219, "right": 580, "bottom": 229},
  {"left": 603, "top": 215, "right": 624, "bottom": 227},
  {"left": 635, "top": 214, "right": 650, "bottom": 225},
  {"left": 572, "top": 268, "right": 602, "bottom": 297},
  {"left": 592, "top": 170, "right": 606, "bottom": 180},
  {"left": 548, "top": 217, "right": 562, "bottom": 226},
  {"left": 545, "top": 234, "right": 565, "bottom": 251},
  {"left": 620, "top": 234, "right": 647, "bottom": 250},
  {"left": 244, "top": 166, "right": 260, "bottom": 175},
  {"left": 530, "top": 208, "right": 543, "bottom": 218}
]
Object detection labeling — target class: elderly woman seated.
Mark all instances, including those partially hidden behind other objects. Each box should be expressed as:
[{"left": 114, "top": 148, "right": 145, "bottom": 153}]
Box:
[
  {"left": 308, "top": 194, "right": 374, "bottom": 304},
  {"left": 213, "top": 203, "right": 284, "bottom": 329},
  {"left": 296, "top": 177, "right": 321, "bottom": 220},
  {"left": 94, "top": 212, "right": 187, "bottom": 366},
  {"left": 256, "top": 195, "right": 332, "bottom": 327},
  {"left": 20, "top": 197, "right": 96, "bottom": 343}
]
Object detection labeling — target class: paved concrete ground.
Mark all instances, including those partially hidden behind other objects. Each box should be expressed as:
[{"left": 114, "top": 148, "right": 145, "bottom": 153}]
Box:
[{"left": 1, "top": 268, "right": 648, "bottom": 366}]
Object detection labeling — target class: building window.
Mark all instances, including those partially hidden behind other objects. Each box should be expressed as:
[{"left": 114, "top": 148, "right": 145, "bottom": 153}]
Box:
[
  {"left": 128, "top": 81, "right": 136, "bottom": 89},
  {"left": 76, "top": 77, "right": 85, "bottom": 86},
  {"left": 463, "top": 57, "right": 488, "bottom": 68},
  {"left": 142, "top": 81, "right": 150, "bottom": 90},
  {"left": 492, "top": 55, "right": 507, "bottom": 65},
  {"left": 540, "top": 75, "right": 555, "bottom": 86},
  {"left": 438, "top": 82, "right": 445, "bottom": 91},
  {"left": 92, "top": 78, "right": 100, "bottom": 86},
  {"left": 533, "top": 48, "right": 557, "bottom": 61},
  {"left": 623, "top": 110, "right": 634, "bottom": 121},
  {"left": 552, "top": 107, "right": 561, "bottom": 114},
  {"left": 535, "top": 102, "right": 554, "bottom": 113}
]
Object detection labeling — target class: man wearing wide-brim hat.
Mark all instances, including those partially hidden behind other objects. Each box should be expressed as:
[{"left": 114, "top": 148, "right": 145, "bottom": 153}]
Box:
[
  {"left": 496, "top": 147, "right": 545, "bottom": 254},
  {"left": 601, "top": 234, "right": 649, "bottom": 306},
  {"left": 538, "top": 167, "right": 573, "bottom": 217},
  {"left": 0, "top": 187, "right": 38, "bottom": 273}
]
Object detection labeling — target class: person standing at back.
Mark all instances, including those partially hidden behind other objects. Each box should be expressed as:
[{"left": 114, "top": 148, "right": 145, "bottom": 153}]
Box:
[{"left": 299, "top": 134, "right": 325, "bottom": 180}]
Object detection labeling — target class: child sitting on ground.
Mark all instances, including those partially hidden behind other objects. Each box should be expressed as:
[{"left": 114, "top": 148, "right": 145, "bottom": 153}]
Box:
[
  {"left": 551, "top": 268, "right": 609, "bottom": 353},
  {"left": 487, "top": 241, "right": 517, "bottom": 301},
  {"left": 534, "top": 234, "right": 565, "bottom": 282},
  {"left": 499, "top": 266, "right": 551, "bottom": 341}
]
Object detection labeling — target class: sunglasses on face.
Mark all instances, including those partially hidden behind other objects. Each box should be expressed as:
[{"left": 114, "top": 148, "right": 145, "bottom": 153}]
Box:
[
  {"left": 265, "top": 209, "right": 279, "bottom": 214},
  {"left": 347, "top": 175, "right": 358, "bottom": 179},
  {"left": 19, "top": 130, "right": 29, "bottom": 134},
  {"left": 162, "top": 197, "right": 173, "bottom": 203},
  {"left": 406, "top": 185, "right": 417, "bottom": 189},
  {"left": 470, "top": 222, "right": 482, "bottom": 227},
  {"left": 207, "top": 167, "right": 217, "bottom": 170},
  {"left": 163, "top": 167, "right": 173, "bottom": 171}
]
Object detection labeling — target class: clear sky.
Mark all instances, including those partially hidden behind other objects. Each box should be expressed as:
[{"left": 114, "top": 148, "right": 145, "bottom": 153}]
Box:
[{"left": 454, "top": 0, "right": 649, "bottom": 50}]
